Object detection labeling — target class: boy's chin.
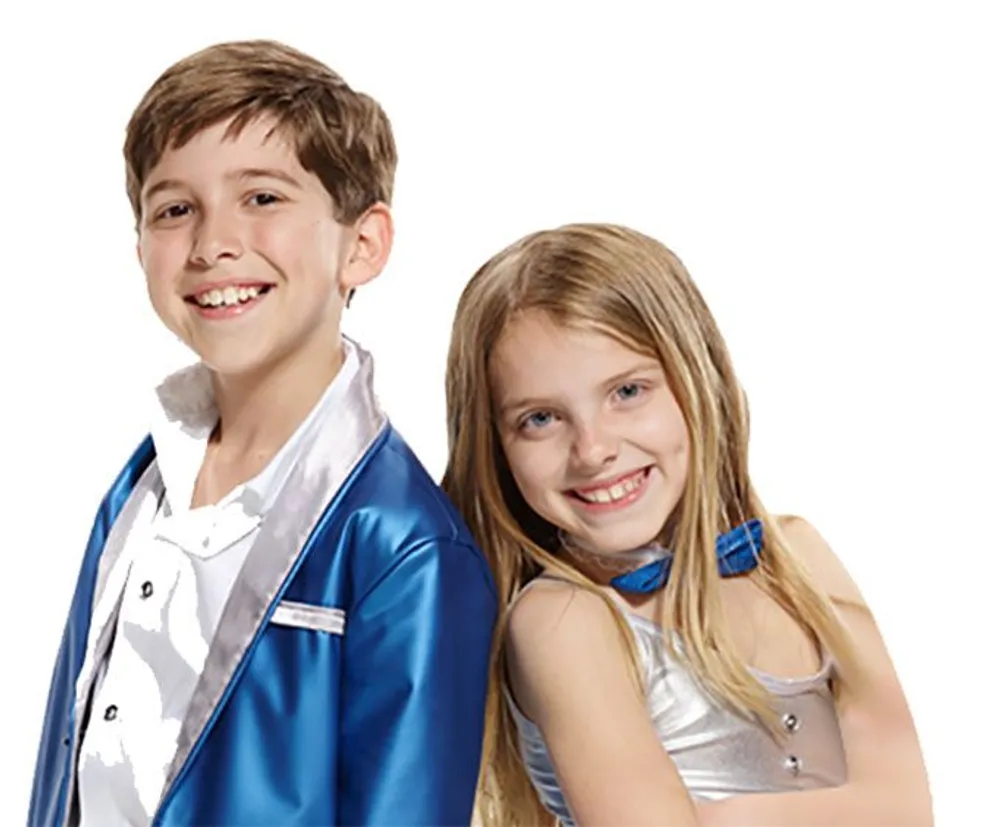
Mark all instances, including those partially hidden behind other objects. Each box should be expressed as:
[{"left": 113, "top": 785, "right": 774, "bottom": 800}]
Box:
[{"left": 190, "top": 344, "right": 276, "bottom": 379}]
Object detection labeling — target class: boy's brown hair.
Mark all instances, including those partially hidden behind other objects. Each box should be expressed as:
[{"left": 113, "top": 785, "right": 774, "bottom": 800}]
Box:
[{"left": 124, "top": 39, "right": 397, "bottom": 225}]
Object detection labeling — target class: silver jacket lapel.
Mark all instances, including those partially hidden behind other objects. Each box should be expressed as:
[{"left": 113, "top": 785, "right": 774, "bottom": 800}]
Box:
[{"left": 163, "top": 343, "right": 388, "bottom": 795}]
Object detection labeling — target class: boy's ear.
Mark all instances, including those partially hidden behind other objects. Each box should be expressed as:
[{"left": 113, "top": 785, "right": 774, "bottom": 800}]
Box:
[{"left": 340, "top": 203, "right": 394, "bottom": 296}]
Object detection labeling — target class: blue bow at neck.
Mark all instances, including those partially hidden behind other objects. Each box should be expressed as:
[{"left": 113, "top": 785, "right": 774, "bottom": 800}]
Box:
[{"left": 608, "top": 518, "right": 764, "bottom": 594}]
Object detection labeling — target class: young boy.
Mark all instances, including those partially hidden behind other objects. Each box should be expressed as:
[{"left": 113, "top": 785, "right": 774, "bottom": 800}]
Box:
[{"left": 28, "top": 40, "right": 497, "bottom": 827}]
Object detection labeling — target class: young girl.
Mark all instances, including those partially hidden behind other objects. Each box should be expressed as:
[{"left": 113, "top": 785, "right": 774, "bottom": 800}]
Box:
[{"left": 442, "top": 224, "right": 931, "bottom": 826}]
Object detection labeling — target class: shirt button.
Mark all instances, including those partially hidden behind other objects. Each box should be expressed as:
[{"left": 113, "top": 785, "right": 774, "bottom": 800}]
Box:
[
  {"left": 140, "top": 581, "right": 154, "bottom": 599},
  {"left": 783, "top": 755, "right": 802, "bottom": 776},
  {"left": 104, "top": 705, "right": 118, "bottom": 722},
  {"left": 782, "top": 712, "right": 800, "bottom": 733}
]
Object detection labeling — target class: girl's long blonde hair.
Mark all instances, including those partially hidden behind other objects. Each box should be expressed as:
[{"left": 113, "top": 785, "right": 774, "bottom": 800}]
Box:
[{"left": 442, "top": 223, "right": 858, "bottom": 827}]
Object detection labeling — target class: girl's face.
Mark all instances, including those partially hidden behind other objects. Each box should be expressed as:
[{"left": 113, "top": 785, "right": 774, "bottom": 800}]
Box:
[{"left": 491, "top": 309, "right": 690, "bottom": 556}]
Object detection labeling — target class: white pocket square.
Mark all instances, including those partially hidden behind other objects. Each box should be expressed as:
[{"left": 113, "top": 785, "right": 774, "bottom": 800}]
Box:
[{"left": 270, "top": 600, "right": 346, "bottom": 635}]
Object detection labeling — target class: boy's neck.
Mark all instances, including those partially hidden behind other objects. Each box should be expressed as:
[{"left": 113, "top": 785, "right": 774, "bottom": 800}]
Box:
[{"left": 208, "top": 330, "right": 346, "bottom": 464}]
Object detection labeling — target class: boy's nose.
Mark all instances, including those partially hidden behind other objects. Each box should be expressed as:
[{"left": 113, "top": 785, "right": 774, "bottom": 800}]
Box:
[{"left": 190, "top": 215, "right": 244, "bottom": 267}]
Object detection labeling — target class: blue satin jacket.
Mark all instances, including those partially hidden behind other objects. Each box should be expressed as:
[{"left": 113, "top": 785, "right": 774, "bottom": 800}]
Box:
[{"left": 28, "top": 349, "right": 497, "bottom": 826}]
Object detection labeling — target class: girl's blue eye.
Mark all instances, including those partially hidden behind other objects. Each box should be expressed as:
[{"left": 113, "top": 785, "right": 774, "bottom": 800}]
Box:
[
  {"left": 616, "top": 383, "right": 642, "bottom": 400},
  {"left": 522, "top": 411, "right": 553, "bottom": 430}
]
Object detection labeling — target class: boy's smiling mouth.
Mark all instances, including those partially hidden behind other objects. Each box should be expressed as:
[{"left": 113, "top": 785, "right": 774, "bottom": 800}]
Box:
[{"left": 185, "top": 281, "right": 275, "bottom": 318}]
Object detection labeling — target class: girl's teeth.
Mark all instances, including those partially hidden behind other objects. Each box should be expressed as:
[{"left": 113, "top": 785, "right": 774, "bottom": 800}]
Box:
[{"left": 578, "top": 471, "right": 645, "bottom": 503}]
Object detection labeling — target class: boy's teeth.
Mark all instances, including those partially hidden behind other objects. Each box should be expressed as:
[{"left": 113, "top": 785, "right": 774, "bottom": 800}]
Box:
[{"left": 195, "top": 285, "right": 262, "bottom": 307}]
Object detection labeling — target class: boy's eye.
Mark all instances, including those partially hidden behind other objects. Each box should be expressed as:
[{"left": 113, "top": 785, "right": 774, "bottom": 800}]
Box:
[
  {"left": 156, "top": 203, "right": 190, "bottom": 220},
  {"left": 250, "top": 192, "right": 280, "bottom": 206}
]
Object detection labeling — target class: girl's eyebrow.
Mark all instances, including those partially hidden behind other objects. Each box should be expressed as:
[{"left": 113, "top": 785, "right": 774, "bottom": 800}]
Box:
[
  {"left": 601, "top": 361, "right": 662, "bottom": 387},
  {"left": 498, "top": 361, "right": 662, "bottom": 416},
  {"left": 498, "top": 394, "right": 550, "bottom": 417}
]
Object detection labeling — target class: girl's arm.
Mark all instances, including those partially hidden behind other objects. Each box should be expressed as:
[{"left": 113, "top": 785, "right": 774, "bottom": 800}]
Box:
[
  {"left": 698, "top": 517, "right": 933, "bottom": 827},
  {"left": 507, "top": 578, "right": 700, "bottom": 827}
]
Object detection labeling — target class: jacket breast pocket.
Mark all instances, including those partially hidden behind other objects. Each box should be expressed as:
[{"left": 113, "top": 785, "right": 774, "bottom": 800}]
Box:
[{"left": 269, "top": 600, "right": 346, "bottom": 635}]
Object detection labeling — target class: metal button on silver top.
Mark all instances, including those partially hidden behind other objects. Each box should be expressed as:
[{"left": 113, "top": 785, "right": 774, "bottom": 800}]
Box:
[{"left": 783, "top": 755, "right": 801, "bottom": 776}]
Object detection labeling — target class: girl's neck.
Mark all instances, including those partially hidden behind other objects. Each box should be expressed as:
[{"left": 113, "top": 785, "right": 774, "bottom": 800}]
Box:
[{"left": 558, "top": 531, "right": 668, "bottom": 585}]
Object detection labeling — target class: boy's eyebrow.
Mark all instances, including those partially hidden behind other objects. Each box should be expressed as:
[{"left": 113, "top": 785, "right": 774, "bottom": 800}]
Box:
[
  {"left": 229, "top": 167, "right": 304, "bottom": 188},
  {"left": 142, "top": 167, "right": 304, "bottom": 204},
  {"left": 142, "top": 178, "right": 186, "bottom": 203}
]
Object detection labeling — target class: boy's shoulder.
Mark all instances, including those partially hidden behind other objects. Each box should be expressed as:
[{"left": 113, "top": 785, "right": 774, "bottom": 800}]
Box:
[
  {"left": 341, "top": 423, "right": 482, "bottom": 552},
  {"left": 327, "top": 423, "right": 494, "bottom": 597}
]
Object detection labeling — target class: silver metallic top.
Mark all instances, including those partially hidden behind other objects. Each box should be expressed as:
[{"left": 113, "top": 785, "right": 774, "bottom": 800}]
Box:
[{"left": 507, "top": 583, "right": 847, "bottom": 825}]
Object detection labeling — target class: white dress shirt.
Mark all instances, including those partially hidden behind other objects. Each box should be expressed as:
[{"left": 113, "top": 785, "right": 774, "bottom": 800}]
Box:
[{"left": 75, "top": 339, "right": 360, "bottom": 826}]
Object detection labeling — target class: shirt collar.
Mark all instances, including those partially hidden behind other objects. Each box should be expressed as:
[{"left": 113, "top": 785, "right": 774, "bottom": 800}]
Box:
[{"left": 150, "top": 336, "right": 361, "bottom": 516}]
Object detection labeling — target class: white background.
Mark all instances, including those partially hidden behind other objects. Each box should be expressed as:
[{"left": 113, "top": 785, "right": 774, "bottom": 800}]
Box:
[{"left": 1, "top": 2, "right": 995, "bottom": 823}]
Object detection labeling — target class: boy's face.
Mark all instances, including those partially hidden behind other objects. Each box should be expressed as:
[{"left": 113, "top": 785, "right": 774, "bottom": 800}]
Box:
[{"left": 136, "top": 116, "right": 388, "bottom": 377}]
